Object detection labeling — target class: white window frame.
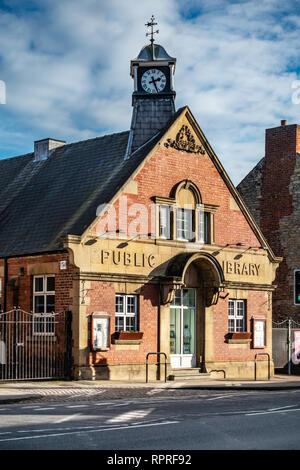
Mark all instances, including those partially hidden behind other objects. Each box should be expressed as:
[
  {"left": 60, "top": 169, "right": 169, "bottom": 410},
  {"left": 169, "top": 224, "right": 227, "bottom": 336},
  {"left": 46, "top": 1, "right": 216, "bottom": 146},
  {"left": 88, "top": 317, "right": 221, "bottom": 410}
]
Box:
[
  {"left": 198, "top": 210, "right": 211, "bottom": 244},
  {"left": 33, "top": 275, "right": 55, "bottom": 335},
  {"left": 115, "top": 294, "right": 138, "bottom": 332},
  {"left": 228, "top": 299, "right": 246, "bottom": 333},
  {"left": 176, "top": 208, "right": 193, "bottom": 241},
  {"left": 159, "top": 205, "right": 171, "bottom": 239}
]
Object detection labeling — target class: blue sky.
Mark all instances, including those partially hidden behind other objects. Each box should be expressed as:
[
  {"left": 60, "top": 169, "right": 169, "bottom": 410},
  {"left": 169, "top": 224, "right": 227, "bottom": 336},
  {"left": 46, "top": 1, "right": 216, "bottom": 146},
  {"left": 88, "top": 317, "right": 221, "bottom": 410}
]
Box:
[{"left": 0, "top": 0, "right": 300, "bottom": 184}]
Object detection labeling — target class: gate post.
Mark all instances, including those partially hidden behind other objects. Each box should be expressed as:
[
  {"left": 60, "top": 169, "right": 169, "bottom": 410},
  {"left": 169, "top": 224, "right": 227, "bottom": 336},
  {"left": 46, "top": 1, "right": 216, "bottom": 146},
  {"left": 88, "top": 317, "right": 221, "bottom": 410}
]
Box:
[
  {"left": 65, "top": 311, "right": 72, "bottom": 380},
  {"left": 288, "top": 319, "right": 291, "bottom": 376}
]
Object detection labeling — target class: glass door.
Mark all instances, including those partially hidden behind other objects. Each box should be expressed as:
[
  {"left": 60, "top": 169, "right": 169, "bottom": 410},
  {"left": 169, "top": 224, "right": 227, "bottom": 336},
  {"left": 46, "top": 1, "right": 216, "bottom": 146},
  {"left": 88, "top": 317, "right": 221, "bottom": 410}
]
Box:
[{"left": 170, "top": 289, "right": 196, "bottom": 368}]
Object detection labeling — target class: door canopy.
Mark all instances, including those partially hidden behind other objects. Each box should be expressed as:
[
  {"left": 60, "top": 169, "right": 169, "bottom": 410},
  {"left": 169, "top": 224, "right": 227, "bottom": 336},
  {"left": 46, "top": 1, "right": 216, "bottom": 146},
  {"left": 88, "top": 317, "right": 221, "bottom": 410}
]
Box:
[{"left": 163, "top": 252, "right": 224, "bottom": 306}]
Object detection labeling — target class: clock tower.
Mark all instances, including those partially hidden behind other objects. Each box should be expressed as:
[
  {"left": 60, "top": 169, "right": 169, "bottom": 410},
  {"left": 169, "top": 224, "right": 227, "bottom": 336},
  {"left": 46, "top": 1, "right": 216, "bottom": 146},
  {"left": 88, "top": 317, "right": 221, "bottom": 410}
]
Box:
[{"left": 125, "top": 16, "right": 176, "bottom": 158}]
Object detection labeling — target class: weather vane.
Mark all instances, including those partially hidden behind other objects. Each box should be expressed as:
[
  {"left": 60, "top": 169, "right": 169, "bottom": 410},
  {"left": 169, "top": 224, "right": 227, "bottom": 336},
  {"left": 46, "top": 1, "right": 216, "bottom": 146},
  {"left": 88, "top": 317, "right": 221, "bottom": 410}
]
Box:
[{"left": 145, "top": 15, "right": 159, "bottom": 44}]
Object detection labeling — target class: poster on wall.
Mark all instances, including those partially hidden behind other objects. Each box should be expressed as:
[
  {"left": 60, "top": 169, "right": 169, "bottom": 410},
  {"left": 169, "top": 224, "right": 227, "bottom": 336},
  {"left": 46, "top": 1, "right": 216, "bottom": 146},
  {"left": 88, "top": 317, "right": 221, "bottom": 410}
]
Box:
[
  {"left": 253, "top": 319, "right": 266, "bottom": 348},
  {"left": 293, "top": 331, "right": 300, "bottom": 364},
  {"left": 92, "top": 316, "right": 110, "bottom": 350}
]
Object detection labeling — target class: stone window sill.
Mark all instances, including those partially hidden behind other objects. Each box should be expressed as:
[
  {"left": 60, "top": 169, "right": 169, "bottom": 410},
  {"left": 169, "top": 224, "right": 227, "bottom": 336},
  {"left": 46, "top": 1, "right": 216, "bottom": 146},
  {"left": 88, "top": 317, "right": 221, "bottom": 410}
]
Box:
[
  {"left": 227, "top": 339, "right": 251, "bottom": 344},
  {"left": 112, "top": 339, "right": 143, "bottom": 345}
]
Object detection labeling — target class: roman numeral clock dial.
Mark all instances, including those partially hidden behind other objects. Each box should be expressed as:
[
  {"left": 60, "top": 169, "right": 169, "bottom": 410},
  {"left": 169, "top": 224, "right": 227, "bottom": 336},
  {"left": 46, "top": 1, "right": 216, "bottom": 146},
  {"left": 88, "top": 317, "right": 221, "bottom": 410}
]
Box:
[{"left": 141, "top": 69, "right": 167, "bottom": 93}]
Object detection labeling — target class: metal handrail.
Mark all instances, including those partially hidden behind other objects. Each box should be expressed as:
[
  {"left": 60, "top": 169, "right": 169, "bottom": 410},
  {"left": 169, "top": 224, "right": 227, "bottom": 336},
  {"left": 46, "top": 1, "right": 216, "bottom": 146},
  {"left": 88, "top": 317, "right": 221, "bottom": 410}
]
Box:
[
  {"left": 254, "top": 352, "right": 270, "bottom": 381},
  {"left": 146, "top": 352, "right": 167, "bottom": 383}
]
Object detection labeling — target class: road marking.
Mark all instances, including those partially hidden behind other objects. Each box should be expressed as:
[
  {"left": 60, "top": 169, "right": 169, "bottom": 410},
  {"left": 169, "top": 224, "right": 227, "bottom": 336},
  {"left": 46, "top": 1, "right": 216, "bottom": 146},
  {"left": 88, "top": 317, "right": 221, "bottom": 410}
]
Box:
[
  {"left": 0, "top": 420, "right": 179, "bottom": 443},
  {"left": 94, "top": 402, "right": 114, "bottom": 406},
  {"left": 34, "top": 408, "right": 54, "bottom": 411},
  {"left": 207, "top": 393, "right": 247, "bottom": 401},
  {"left": 18, "top": 425, "right": 106, "bottom": 433},
  {"left": 268, "top": 405, "right": 296, "bottom": 411},
  {"left": 21, "top": 406, "right": 44, "bottom": 409},
  {"left": 55, "top": 414, "right": 82, "bottom": 424},
  {"left": 107, "top": 408, "right": 154, "bottom": 424},
  {"left": 67, "top": 405, "right": 88, "bottom": 408},
  {"left": 207, "top": 394, "right": 236, "bottom": 401},
  {"left": 111, "top": 402, "right": 133, "bottom": 407},
  {"left": 246, "top": 407, "right": 300, "bottom": 416}
]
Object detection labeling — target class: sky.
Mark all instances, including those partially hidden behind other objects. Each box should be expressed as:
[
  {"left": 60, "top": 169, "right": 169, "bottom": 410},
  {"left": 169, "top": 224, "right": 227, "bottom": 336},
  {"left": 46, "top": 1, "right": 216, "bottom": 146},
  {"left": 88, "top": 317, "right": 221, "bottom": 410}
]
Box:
[{"left": 0, "top": 0, "right": 300, "bottom": 184}]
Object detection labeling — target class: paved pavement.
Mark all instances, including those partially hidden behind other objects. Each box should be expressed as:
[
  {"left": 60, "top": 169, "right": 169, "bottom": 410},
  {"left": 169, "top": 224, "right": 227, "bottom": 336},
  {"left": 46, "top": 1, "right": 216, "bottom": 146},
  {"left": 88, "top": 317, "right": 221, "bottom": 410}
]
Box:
[{"left": 0, "top": 374, "right": 300, "bottom": 404}]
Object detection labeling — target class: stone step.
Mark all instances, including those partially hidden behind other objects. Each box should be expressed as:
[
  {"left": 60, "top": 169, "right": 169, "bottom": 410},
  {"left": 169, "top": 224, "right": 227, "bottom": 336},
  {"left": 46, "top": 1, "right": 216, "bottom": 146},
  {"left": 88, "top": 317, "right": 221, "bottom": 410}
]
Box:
[{"left": 168, "top": 369, "right": 211, "bottom": 381}]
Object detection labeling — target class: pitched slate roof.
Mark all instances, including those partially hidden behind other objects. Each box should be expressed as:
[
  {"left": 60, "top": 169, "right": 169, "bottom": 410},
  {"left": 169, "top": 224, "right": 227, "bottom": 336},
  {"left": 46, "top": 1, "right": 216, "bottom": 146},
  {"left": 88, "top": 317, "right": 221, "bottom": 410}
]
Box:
[
  {"left": 0, "top": 108, "right": 184, "bottom": 258},
  {"left": 0, "top": 131, "right": 131, "bottom": 257}
]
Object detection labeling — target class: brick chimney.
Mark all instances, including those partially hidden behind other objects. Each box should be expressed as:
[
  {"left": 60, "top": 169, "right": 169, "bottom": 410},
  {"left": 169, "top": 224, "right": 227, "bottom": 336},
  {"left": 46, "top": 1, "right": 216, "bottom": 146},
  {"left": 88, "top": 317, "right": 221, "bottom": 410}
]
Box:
[
  {"left": 265, "top": 121, "right": 300, "bottom": 163},
  {"left": 261, "top": 121, "right": 300, "bottom": 252},
  {"left": 34, "top": 138, "right": 66, "bottom": 161}
]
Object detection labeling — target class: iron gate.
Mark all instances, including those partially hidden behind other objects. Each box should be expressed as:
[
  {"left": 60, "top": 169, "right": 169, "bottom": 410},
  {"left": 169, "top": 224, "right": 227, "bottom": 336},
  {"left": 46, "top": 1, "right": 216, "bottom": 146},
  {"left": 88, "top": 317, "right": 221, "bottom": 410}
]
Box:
[
  {"left": 272, "top": 319, "right": 300, "bottom": 374},
  {"left": 0, "top": 309, "right": 72, "bottom": 381}
]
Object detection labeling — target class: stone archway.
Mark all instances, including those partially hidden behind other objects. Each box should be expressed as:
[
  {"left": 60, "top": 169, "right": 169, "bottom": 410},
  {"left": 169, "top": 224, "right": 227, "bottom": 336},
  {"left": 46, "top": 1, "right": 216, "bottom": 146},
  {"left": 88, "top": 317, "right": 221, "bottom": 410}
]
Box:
[
  {"left": 160, "top": 252, "right": 224, "bottom": 370},
  {"left": 162, "top": 251, "right": 224, "bottom": 306}
]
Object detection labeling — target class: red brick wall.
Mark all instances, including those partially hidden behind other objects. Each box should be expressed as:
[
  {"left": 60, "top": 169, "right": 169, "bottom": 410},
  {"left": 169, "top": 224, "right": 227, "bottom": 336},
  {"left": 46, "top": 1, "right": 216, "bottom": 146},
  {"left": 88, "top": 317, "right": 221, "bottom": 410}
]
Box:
[
  {"left": 88, "top": 281, "right": 159, "bottom": 365},
  {"left": 0, "top": 253, "right": 74, "bottom": 313},
  {"left": 213, "top": 290, "right": 268, "bottom": 360},
  {"left": 94, "top": 146, "right": 261, "bottom": 248}
]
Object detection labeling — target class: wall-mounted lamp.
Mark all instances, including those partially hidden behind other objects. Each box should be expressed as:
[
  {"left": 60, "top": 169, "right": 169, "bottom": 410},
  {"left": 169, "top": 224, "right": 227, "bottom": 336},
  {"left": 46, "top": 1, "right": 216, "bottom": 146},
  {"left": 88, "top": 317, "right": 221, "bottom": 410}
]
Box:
[
  {"left": 117, "top": 233, "right": 153, "bottom": 249},
  {"left": 220, "top": 293, "right": 229, "bottom": 300},
  {"left": 225, "top": 242, "right": 246, "bottom": 248},
  {"left": 212, "top": 242, "right": 245, "bottom": 256},
  {"left": 234, "top": 246, "right": 252, "bottom": 260}
]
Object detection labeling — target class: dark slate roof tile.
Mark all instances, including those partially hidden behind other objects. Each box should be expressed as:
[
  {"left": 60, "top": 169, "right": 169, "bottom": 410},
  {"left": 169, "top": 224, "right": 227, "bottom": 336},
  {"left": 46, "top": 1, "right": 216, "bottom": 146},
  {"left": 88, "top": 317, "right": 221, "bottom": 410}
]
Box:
[{"left": 0, "top": 107, "right": 185, "bottom": 257}]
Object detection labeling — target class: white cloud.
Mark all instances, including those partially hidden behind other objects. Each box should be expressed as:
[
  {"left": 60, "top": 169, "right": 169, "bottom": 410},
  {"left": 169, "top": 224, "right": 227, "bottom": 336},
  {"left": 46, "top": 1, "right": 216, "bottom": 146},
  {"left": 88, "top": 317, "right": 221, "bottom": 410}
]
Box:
[{"left": 0, "top": 0, "right": 300, "bottom": 184}]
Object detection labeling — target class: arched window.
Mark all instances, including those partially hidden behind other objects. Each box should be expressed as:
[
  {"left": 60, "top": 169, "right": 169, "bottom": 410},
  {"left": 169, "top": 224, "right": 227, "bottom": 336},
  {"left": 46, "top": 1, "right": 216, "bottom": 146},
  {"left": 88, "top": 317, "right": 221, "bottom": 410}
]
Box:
[
  {"left": 174, "top": 181, "right": 200, "bottom": 242},
  {"left": 154, "top": 180, "right": 217, "bottom": 244}
]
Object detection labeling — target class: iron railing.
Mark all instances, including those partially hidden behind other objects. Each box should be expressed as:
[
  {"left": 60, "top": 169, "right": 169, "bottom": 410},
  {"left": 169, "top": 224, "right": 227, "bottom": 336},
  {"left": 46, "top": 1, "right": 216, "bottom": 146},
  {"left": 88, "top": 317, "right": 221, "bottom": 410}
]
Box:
[
  {"left": 146, "top": 352, "right": 167, "bottom": 383},
  {"left": 0, "top": 308, "right": 72, "bottom": 381},
  {"left": 272, "top": 319, "right": 300, "bottom": 375}
]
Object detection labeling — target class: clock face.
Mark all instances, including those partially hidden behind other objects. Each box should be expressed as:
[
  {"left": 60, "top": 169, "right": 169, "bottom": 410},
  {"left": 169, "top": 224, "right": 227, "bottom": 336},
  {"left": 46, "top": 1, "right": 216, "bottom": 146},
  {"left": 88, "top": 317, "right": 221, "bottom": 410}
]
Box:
[{"left": 141, "top": 69, "right": 167, "bottom": 94}]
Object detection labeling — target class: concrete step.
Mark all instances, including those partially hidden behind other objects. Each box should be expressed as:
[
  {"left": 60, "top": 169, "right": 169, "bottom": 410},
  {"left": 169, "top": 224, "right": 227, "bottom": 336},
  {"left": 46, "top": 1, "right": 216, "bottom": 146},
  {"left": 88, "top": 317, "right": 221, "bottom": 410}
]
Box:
[{"left": 168, "top": 369, "right": 211, "bottom": 381}]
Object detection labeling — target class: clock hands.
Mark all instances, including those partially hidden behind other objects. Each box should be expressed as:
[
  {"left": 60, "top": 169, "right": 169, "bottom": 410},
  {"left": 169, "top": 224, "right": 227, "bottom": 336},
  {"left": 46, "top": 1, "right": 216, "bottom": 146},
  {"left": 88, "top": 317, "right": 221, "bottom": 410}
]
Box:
[{"left": 149, "top": 75, "right": 161, "bottom": 93}]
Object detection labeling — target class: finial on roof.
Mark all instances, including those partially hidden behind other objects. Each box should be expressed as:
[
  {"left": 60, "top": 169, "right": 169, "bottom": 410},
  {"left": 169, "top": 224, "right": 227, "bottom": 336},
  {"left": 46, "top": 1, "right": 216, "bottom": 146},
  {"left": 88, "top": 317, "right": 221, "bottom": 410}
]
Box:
[{"left": 145, "top": 15, "right": 159, "bottom": 59}]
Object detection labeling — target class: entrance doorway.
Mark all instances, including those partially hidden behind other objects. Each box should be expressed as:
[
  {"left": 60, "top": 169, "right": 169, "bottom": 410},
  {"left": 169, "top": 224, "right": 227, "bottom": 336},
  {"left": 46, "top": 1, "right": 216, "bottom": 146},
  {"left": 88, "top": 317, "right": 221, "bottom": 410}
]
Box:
[{"left": 170, "top": 289, "right": 196, "bottom": 368}]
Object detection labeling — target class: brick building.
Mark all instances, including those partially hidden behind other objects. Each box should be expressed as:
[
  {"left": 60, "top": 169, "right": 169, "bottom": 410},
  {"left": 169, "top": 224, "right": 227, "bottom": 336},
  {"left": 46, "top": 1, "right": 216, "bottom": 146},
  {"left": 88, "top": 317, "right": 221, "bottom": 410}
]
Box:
[
  {"left": 238, "top": 120, "right": 300, "bottom": 322},
  {"left": 0, "top": 32, "right": 281, "bottom": 381}
]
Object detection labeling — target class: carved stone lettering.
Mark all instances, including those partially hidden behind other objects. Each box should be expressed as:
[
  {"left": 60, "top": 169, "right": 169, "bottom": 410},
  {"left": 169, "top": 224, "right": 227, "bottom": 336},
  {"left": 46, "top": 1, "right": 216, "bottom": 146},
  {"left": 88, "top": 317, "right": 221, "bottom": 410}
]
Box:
[
  {"left": 134, "top": 253, "right": 145, "bottom": 267},
  {"left": 124, "top": 252, "right": 132, "bottom": 266},
  {"left": 113, "top": 251, "right": 121, "bottom": 265},
  {"left": 227, "top": 262, "right": 233, "bottom": 274},
  {"left": 101, "top": 250, "right": 110, "bottom": 263},
  {"left": 222, "top": 260, "right": 261, "bottom": 277},
  {"left": 100, "top": 250, "right": 156, "bottom": 268},
  {"left": 148, "top": 254, "right": 156, "bottom": 268},
  {"left": 234, "top": 263, "right": 241, "bottom": 275},
  {"left": 241, "top": 263, "right": 249, "bottom": 275}
]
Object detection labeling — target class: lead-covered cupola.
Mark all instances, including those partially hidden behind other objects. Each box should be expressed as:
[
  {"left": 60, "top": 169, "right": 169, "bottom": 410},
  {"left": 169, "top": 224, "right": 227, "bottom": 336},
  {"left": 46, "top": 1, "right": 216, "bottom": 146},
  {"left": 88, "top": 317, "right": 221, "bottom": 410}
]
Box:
[{"left": 125, "top": 16, "right": 176, "bottom": 158}]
